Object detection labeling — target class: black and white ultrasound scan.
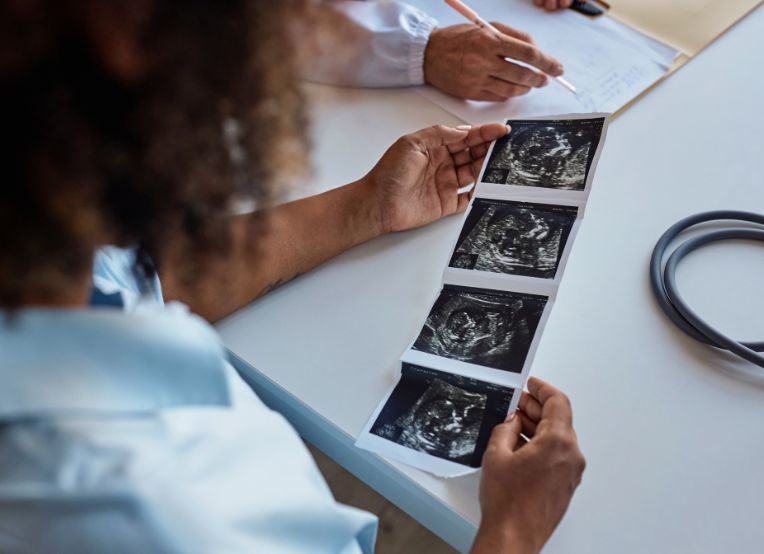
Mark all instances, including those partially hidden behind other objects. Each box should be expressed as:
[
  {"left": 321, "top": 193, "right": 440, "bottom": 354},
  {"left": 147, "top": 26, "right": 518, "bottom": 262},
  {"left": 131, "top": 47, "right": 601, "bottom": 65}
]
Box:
[
  {"left": 358, "top": 114, "right": 609, "bottom": 476},
  {"left": 411, "top": 285, "right": 547, "bottom": 373},
  {"left": 481, "top": 117, "right": 605, "bottom": 191},
  {"left": 369, "top": 364, "right": 514, "bottom": 467},
  {"left": 449, "top": 199, "right": 578, "bottom": 279}
]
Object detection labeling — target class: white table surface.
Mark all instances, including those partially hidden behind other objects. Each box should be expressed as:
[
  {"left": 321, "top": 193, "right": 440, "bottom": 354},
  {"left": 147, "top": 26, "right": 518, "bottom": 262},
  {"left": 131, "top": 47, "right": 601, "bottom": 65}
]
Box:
[{"left": 217, "top": 6, "right": 764, "bottom": 553}]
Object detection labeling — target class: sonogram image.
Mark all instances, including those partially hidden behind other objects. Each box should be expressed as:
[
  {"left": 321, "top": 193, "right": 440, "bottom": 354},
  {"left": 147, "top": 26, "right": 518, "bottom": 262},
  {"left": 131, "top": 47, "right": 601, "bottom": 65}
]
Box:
[
  {"left": 391, "top": 378, "right": 485, "bottom": 461},
  {"left": 370, "top": 364, "right": 515, "bottom": 466},
  {"left": 449, "top": 199, "right": 578, "bottom": 279},
  {"left": 482, "top": 118, "right": 605, "bottom": 191},
  {"left": 412, "top": 285, "right": 547, "bottom": 372}
]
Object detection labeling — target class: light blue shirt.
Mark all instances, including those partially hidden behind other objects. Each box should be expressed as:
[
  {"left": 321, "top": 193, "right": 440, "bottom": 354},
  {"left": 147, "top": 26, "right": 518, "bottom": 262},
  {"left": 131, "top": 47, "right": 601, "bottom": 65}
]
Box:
[{"left": 0, "top": 247, "right": 377, "bottom": 553}]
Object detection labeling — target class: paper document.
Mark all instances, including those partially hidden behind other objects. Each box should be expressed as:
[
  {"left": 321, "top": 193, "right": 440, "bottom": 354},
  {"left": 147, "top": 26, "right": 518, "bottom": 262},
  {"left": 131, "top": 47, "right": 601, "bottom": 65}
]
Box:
[
  {"left": 410, "top": 0, "right": 678, "bottom": 124},
  {"left": 356, "top": 114, "right": 610, "bottom": 477},
  {"left": 607, "top": 0, "right": 763, "bottom": 56}
]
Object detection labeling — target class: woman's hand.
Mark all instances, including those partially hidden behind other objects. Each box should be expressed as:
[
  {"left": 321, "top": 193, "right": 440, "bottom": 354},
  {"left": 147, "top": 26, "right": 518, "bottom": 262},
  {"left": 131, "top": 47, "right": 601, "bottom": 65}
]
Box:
[
  {"left": 471, "top": 377, "right": 586, "bottom": 554},
  {"left": 361, "top": 123, "right": 510, "bottom": 234}
]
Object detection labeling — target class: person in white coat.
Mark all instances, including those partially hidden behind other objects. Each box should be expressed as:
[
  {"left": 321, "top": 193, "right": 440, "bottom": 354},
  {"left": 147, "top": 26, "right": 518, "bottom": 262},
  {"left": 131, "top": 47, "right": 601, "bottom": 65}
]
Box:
[{"left": 301, "top": 0, "right": 567, "bottom": 100}]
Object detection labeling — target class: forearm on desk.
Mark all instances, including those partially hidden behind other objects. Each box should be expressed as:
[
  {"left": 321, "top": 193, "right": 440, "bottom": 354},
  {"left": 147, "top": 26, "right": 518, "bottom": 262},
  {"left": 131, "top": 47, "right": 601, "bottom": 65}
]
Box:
[{"left": 161, "top": 178, "right": 383, "bottom": 322}]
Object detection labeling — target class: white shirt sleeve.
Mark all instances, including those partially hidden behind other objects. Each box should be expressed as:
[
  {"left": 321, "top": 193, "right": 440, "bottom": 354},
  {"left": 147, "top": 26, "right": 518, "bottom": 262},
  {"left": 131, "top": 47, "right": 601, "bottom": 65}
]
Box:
[{"left": 301, "top": 1, "right": 438, "bottom": 87}]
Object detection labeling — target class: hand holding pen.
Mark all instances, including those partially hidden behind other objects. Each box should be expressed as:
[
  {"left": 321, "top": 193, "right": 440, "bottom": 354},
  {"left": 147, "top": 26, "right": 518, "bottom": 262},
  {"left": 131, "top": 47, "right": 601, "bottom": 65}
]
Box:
[{"left": 428, "top": 0, "right": 576, "bottom": 98}]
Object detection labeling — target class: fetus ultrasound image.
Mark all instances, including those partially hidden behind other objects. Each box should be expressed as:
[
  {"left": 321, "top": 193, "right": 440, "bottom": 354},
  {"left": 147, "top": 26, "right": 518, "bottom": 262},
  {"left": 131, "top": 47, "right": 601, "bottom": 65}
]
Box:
[
  {"left": 482, "top": 118, "right": 605, "bottom": 190},
  {"left": 449, "top": 199, "right": 578, "bottom": 279},
  {"left": 412, "top": 285, "right": 547, "bottom": 372},
  {"left": 370, "top": 364, "right": 515, "bottom": 467}
]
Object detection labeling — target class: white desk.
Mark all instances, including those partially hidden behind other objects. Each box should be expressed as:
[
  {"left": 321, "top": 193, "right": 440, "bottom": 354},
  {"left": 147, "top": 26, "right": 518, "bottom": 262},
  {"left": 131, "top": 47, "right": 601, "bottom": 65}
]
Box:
[{"left": 217, "top": 6, "right": 764, "bottom": 553}]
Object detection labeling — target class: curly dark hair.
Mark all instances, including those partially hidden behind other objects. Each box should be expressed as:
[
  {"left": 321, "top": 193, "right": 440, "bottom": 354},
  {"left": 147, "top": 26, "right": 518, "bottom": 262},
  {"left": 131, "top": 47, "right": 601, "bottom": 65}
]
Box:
[{"left": 0, "top": 0, "right": 308, "bottom": 308}]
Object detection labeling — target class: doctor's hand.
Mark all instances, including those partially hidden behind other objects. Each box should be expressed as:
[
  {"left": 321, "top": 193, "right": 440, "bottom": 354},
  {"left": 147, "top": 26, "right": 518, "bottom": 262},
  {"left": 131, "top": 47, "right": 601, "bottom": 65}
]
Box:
[
  {"left": 360, "top": 123, "right": 509, "bottom": 234},
  {"left": 533, "top": 0, "right": 573, "bottom": 11},
  {"left": 471, "top": 378, "right": 586, "bottom": 554},
  {"left": 423, "top": 23, "right": 564, "bottom": 101}
]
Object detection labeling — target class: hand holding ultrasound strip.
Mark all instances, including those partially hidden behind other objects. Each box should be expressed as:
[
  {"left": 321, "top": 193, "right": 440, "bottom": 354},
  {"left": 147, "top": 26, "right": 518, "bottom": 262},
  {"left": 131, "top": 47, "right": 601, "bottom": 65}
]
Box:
[{"left": 356, "top": 114, "right": 609, "bottom": 477}]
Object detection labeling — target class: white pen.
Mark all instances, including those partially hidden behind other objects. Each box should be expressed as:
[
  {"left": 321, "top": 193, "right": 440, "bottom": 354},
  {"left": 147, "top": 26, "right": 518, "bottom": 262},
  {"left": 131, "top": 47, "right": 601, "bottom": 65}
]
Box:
[{"left": 444, "top": 0, "right": 577, "bottom": 94}]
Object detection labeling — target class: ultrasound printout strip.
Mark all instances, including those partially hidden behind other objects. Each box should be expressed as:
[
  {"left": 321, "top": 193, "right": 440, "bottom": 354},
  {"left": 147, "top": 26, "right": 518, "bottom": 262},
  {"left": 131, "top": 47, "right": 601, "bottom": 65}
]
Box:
[{"left": 356, "top": 115, "right": 610, "bottom": 477}]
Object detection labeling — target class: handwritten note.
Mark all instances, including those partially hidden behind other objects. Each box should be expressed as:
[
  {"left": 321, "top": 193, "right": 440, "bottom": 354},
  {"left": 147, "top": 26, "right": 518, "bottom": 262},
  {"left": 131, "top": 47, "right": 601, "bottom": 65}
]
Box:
[{"left": 410, "top": 0, "right": 678, "bottom": 123}]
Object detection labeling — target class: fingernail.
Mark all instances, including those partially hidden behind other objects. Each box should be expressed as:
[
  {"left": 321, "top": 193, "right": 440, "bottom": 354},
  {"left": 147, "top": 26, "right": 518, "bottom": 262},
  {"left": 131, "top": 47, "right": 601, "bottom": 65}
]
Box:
[
  {"left": 506, "top": 412, "right": 517, "bottom": 422},
  {"left": 456, "top": 124, "right": 472, "bottom": 130},
  {"left": 555, "top": 64, "right": 564, "bottom": 75},
  {"left": 505, "top": 125, "right": 512, "bottom": 133}
]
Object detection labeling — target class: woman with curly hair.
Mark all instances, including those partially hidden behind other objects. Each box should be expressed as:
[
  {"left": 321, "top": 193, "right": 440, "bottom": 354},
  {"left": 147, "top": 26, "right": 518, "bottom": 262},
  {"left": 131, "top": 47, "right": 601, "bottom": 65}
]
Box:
[{"left": 0, "top": 0, "right": 585, "bottom": 552}]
